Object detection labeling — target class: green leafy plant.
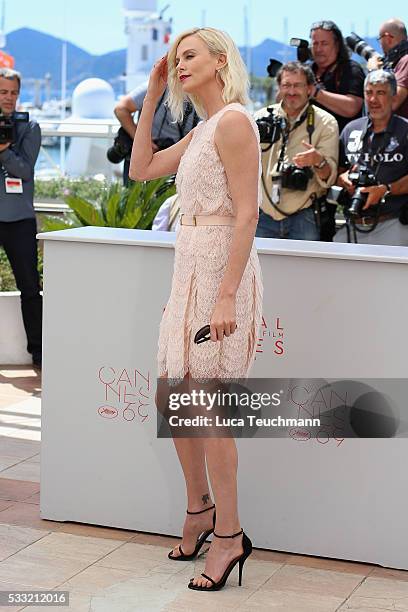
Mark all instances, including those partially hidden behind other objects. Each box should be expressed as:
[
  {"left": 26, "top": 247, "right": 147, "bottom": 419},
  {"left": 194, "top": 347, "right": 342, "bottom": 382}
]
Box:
[
  {"left": 35, "top": 177, "right": 109, "bottom": 202},
  {"left": 41, "top": 178, "right": 176, "bottom": 232},
  {"left": 0, "top": 247, "right": 43, "bottom": 292}
]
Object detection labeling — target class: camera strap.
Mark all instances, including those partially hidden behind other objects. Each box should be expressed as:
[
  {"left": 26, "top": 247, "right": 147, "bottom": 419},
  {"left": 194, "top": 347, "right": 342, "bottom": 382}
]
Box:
[
  {"left": 317, "top": 61, "right": 343, "bottom": 92},
  {"left": 267, "top": 105, "right": 316, "bottom": 217},
  {"left": 383, "top": 40, "right": 408, "bottom": 69},
  {"left": 345, "top": 117, "right": 393, "bottom": 238},
  {"left": 276, "top": 105, "right": 314, "bottom": 173},
  {"left": 177, "top": 102, "right": 200, "bottom": 139},
  {"left": 276, "top": 104, "right": 315, "bottom": 172},
  {"left": 359, "top": 116, "right": 392, "bottom": 180},
  {"left": 155, "top": 92, "right": 169, "bottom": 140},
  {"left": 156, "top": 93, "right": 198, "bottom": 141}
]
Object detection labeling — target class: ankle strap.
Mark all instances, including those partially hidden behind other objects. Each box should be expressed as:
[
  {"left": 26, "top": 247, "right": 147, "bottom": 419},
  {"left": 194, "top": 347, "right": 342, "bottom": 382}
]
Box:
[
  {"left": 186, "top": 504, "right": 215, "bottom": 515},
  {"left": 213, "top": 527, "right": 243, "bottom": 539}
]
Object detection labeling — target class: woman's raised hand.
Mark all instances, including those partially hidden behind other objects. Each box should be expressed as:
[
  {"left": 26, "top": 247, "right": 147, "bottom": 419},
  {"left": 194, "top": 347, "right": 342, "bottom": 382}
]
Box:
[{"left": 146, "top": 55, "right": 168, "bottom": 102}]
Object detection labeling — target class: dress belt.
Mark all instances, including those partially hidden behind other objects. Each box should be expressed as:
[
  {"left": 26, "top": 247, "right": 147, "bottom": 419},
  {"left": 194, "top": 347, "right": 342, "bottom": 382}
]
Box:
[{"left": 180, "top": 214, "right": 235, "bottom": 226}]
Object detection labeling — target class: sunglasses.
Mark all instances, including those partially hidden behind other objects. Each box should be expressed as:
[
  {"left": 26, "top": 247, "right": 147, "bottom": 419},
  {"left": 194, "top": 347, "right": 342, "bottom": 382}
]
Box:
[
  {"left": 310, "top": 21, "right": 338, "bottom": 32},
  {"left": 377, "top": 32, "right": 395, "bottom": 41},
  {"left": 194, "top": 325, "right": 211, "bottom": 344},
  {"left": 194, "top": 324, "right": 238, "bottom": 344}
]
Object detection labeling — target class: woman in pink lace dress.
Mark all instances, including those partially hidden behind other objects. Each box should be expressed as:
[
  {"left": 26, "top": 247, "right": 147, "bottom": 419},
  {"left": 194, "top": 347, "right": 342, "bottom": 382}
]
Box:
[{"left": 130, "top": 27, "right": 263, "bottom": 592}]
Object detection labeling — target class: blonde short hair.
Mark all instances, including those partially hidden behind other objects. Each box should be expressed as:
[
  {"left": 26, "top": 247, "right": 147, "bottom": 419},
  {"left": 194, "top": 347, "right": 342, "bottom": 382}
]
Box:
[{"left": 167, "top": 27, "right": 250, "bottom": 122}]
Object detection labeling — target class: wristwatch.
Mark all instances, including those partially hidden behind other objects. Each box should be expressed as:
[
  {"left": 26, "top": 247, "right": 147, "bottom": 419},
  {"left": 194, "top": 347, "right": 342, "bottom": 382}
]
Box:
[
  {"left": 314, "top": 157, "right": 328, "bottom": 169},
  {"left": 313, "top": 83, "right": 323, "bottom": 100},
  {"left": 382, "top": 183, "right": 392, "bottom": 198}
]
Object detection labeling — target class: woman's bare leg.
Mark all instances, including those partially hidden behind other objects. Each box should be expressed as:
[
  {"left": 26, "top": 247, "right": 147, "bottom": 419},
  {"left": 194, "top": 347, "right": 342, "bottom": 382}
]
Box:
[
  {"left": 169, "top": 437, "right": 215, "bottom": 557},
  {"left": 189, "top": 436, "right": 244, "bottom": 587},
  {"left": 157, "top": 373, "right": 214, "bottom": 557}
]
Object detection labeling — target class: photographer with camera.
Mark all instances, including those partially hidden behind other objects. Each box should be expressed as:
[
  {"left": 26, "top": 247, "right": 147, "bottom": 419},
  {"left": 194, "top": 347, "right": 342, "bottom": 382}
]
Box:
[
  {"left": 308, "top": 21, "right": 366, "bottom": 241},
  {"left": 255, "top": 61, "right": 338, "bottom": 241},
  {"left": 367, "top": 19, "right": 408, "bottom": 119},
  {"left": 113, "top": 82, "right": 198, "bottom": 185},
  {"left": 335, "top": 70, "right": 408, "bottom": 246},
  {"left": 310, "top": 21, "right": 365, "bottom": 133},
  {"left": 0, "top": 68, "right": 42, "bottom": 367}
]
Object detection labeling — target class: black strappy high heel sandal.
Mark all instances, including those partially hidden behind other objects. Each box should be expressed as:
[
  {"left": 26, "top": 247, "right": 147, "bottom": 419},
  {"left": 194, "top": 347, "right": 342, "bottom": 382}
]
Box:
[
  {"left": 168, "top": 504, "right": 216, "bottom": 561},
  {"left": 188, "top": 528, "right": 252, "bottom": 591}
]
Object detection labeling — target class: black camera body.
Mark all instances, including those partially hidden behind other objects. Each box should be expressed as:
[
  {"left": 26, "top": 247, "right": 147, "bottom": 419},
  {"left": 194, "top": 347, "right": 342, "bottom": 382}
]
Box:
[
  {"left": 266, "top": 38, "right": 312, "bottom": 79},
  {"left": 256, "top": 107, "right": 285, "bottom": 145},
  {"left": 290, "top": 38, "right": 313, "bottom": 63},
  {"left": 107, "top": 127, "right": 134, "bottom": 164},
  {"left": 0, "top": 110, "right": 29, "bottom": 144},
  {"left": 107, "top": 128, "right": 177, "bottom": 164},
  {"left": 154, "top": 137, "right": 176, "bottom": 150},
  {"left": 347, "top": 165, "right": 378, "bottom": 217},
  {"left": 281, "top": 163, "right": 313, "bottom": 191}
]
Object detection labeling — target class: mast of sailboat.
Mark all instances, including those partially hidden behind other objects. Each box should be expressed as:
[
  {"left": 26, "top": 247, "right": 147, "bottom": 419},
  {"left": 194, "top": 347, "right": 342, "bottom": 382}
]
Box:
[
  {"left": 0, "top": 0, "right": 6, "bottom": 48},
  {"left": 60, "top": 0, "right": 67, "bottom": 175},
  {"left": 244, "top": 3, "right": 251, "bottom": 78}
]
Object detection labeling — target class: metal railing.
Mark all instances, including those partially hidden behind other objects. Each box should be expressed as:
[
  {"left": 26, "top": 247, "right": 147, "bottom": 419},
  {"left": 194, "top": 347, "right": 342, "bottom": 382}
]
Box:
[
  {"left": 36, "top": 118, "right": 121, "bottom": 177},
  {"left": 39, "top": 119, "right": 120, "bottom": 139}
]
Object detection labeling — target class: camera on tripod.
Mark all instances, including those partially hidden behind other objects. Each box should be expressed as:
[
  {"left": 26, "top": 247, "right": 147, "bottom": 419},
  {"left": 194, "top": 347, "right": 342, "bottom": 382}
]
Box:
[
  {"left": 346, "top": 165, "right": 378, "bottom": 217},
  {"left": 256, "top": 107, "right": 285, "bottom": 145},
  {"left": 0, "top": 109, "right": 29, "bottom": 144}
]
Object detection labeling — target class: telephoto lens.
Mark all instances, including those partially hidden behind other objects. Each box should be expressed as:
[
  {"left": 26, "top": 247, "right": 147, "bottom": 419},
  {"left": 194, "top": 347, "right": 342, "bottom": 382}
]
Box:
[
  {"left": 348, "top": 188, "right": 367, "bottom": 217},
  {"left": 346, "top": 33, "right": 380, "bottom": 62}
]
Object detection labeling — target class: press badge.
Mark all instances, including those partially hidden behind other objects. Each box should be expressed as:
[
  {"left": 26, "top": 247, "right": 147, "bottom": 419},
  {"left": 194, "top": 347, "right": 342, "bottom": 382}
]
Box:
[
  {"left": 271, "top": 183, "right": 280, "bottom": 204},
  {"left": 5, "top": 178, "right": 23, "bottom": 193}
]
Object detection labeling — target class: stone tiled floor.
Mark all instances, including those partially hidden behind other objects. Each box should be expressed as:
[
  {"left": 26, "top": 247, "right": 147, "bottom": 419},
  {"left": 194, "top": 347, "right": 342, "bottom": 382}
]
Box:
[{"left": 1, "top": 366, "right": 408, "bottom": 611}]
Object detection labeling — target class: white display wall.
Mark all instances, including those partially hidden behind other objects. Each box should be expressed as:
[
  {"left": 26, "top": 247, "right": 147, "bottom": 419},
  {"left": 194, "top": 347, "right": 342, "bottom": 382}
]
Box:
[{"left": 38, "top": 227, "right": 408, "bottom": 569}]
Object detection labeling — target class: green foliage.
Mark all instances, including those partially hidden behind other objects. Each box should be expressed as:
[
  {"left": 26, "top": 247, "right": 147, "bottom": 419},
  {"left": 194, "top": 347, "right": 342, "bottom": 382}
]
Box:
[
  {"left": 41, "top": 178, "right": 176, "bottom": 232},
  {"left": 0, "top": 248, "right": 17, "bottom": 291},
  {"left": 35, "top": 177, "right": 108, "bottom": 202},
  {"left": 0, "top": 247, "right": 43, "bottom": 293},
  {"left": 250, "top": 75, "right": 276, "bottom": 106}
]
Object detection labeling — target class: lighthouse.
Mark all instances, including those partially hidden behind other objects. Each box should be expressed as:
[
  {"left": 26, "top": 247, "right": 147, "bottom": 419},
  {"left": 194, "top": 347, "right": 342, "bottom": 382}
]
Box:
[{"left": 122, "top": 0, "right": 172, "bottom": 91}]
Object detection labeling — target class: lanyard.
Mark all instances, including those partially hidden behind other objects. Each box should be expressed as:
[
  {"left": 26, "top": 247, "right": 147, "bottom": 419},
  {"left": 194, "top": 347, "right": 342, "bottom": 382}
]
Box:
[
  {"left": 154, "top": 94, "right": 199, "bottom": 140},
  {"left": 359, "top": 117, "right": 392, "bottom": 180},
  {"left": 276, "top": 105, "right": 315, "bottom": 172}
]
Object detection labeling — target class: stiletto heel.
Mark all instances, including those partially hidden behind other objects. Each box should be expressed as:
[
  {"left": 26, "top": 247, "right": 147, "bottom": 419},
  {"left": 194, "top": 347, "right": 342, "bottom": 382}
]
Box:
[
  {"left": 168, "top": 504, "right": 216, "bottom": 561},
  {"left": 188, "top": 528, "right": 253, "bottom": 591},
  {"left": 238, "top": 556, "right": 244, "bottom": 586}
]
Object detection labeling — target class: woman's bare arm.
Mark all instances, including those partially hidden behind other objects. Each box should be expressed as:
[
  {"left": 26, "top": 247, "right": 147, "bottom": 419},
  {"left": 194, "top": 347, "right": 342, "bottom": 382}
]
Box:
[
  {"left": 129, "top": 55, "right": 196, "bottom": 182},
  {"left": 210, "top": 111, "right": 260, "bottom": 341}
]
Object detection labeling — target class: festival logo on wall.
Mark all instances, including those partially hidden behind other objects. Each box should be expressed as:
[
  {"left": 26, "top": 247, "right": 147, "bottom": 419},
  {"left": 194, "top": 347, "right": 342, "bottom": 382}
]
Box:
[
  {"left": 97, "top": 367, "right": 152, "bottom": 424},
  {"left": 256, "top": 316, "right": 285, "bottom": 358}
]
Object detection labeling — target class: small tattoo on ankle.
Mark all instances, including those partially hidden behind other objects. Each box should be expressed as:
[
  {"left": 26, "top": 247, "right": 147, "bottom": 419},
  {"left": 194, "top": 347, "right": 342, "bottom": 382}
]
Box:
[{"left": 202, "top": 493, "right": 210, "bottom": 505}]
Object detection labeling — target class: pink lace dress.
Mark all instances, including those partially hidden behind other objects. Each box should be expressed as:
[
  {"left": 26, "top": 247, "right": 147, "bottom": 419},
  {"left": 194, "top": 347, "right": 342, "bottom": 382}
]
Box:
[{"left": 157, "top": 102, "right": 263, "bottom": 380}]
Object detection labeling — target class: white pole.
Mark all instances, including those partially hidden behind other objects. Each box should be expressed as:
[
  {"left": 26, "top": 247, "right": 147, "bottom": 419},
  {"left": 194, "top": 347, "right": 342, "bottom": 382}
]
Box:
[
  {"left": 283, "top": 17, "right": 289, "bottom": 63},
  {"left": 244, "top": 4, "right": 251, "bottom": 75},
  {"left": 60, "top": 0, "right": 68, "bottom": 176},
  {"left": 60, "top": 40, "right": 67, "bottom": 176},
  {"left": 0, "top": 0, "right": 6, "bottom": 49}
]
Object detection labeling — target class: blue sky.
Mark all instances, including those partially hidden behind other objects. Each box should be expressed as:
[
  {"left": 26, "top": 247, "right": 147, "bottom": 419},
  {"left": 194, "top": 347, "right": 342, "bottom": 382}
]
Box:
[{"left": 4, "top": 0, "right": 407, "bottom": 55}]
